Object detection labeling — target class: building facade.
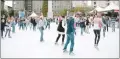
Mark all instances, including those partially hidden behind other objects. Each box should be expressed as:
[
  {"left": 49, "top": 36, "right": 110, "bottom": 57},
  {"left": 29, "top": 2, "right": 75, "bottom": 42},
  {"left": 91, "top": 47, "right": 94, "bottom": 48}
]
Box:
[
  {"left": 72, "top": 1, "right": 88, "bottom": 7},
  {"left": 13, "top": 0, "right": 72, "bottom": 16},
  {"left": 52, "top": 0, "right": 72, "bottom": 14},
  {"left": 91, "top": 0, "right": 119, "bottom": 8},
  {"left": 1, "top": 0, "right": 5, "bottom": 10}
]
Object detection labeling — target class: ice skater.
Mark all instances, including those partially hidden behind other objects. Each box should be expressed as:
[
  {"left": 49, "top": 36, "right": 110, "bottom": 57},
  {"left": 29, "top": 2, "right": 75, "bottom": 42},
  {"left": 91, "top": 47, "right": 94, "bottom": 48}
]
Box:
[
  {"left": 37, "top": 16, "right": 45, "bottom": 42},
  {"left": 93, "top": 12, "right": 105, "bottom": 48},
  {"left": 11, "top": 17, "right": 16, "bottom": 33},
  {"left": 63, "top": 13, "right": 75, "bottom": 55},
  {"left": 111, "top": 16, "right": 116, "bottom": 32},
  {"left": 55, "top": 16, "right": 65, "bottom": 45},
  {"left": 1, "top": 17, "right": 6, "bottom": 38},
  {"left": 102, "top": 14, "right": 108, "bottom": 37},
  {"left": 85, "top": 17, "right": 90, "bottom": 34},
  {"left": 5, "top": 16, "right": 12, "bottom": 38},
  {"left": 80, "top": 17, "right": 85, "bottom": 35}
]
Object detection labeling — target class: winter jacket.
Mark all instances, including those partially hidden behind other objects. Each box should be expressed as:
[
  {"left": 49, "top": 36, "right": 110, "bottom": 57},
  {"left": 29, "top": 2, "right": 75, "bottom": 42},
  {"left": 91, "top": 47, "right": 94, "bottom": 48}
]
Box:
[
  {"left": 5, "top": 22, "right": 12, "bottom": 30},
  {"left": 86, "top": 19, "right": 89, "bottom": 25},
  {"left": 102, "top": 17, "right": 109, "bottom": 25},
  {"left": 57, "top": 20, "right": 65, "bottom": 33},
  {"left": 32, "top": 19, "right": 37, "bottom": 26},
  {"left": 1, "top": 21, "right": 6, "bottom": 31},
  {"left": 67, "top": 17, "right": 75, "bottom": 34},
  {"left": 37, "top": 19, "right": 44, "bottom": 28},
  {"left": 80, "top": 19, "right": 85, "bottom": 28},
  {"left": 93, "top": 17, "right": 105, "bottom": 30}
]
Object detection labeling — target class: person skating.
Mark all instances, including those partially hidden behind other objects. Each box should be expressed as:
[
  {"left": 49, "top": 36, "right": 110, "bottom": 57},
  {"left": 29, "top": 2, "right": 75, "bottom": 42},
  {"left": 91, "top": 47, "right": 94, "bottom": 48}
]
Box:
[
  {"left": 1, "top": 17, "right": 6, "bottom": 38},
  {"left": 80, "top": 17, "right": 85, "bottom": 35},
  {"left": 31, "top": 18, "right": 37, "bottom": 31},
  {"left": 63, "top": 13, "right": 75, "bottom": 55},
  {"left": 46, "top": 18, "right": 51, "bottom": 29},
  {"left": 74, "top": 13, "right": 80, "bottom": 35},
  {"left": 19, "top": 17, "right": 24, "bottom": 30},
  {"left": 55, "top": 16, "right": 65, "bottom": 45},
  {"left": 85, "top": 17, "right": 90, "bottom": 34},
  {"left": 111, "top": 16, "right": 116, "bottom": 32},
  {"left": 5, "top": 16, "right": 12, "bottom": 38},
  {"left": 38, "top": 16, "right": 45, "bottom": 42},
  {"left": 11, "top": 17, "right": 16, "bottom": 33},
  {"left": 102, "top": 15, "right": 108, "bottom": 37},
  {"left": 93, "top": 12, "right": 105, "bottom": 48}
]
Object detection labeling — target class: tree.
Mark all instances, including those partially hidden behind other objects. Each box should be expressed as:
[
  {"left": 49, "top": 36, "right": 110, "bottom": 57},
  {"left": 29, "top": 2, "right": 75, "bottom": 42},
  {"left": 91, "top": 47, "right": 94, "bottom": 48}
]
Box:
[
  {"left": 42, "top": 0, "right": 48, "bottom": 17},
  {"left": 8, "top": 9, "right": 14, "bottom": 17},
  {"left": 1, "top": 9, "right": 8, "bottom": 18},
  {"left": 69, "top": 6, "right": 93, "bottom": 14},
  {"left": 59, "top": 9, "right": 67, "bottom": 16}
]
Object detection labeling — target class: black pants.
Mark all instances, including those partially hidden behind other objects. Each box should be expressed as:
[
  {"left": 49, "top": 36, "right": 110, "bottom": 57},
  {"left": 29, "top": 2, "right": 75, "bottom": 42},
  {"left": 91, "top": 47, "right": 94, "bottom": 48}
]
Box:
[
  {"left": 106, "top": 24, "right": 108, "bottom": 32},
  {"left": 1, "top": 30, "right": 4, "bottom": 37},
  {"left": 5, "top": 29, "right": 11, "bottom": 37},
  {"left": 94, "top": 30, "right": 101, "bottom": 45},
  {"left": 103, "top": 26, "right": 106, "bottom": 37},
  {"left": 56, "top": 34, "right": 65, "bottom": 43},
  {"left": 33, "top": 25, "right": 36, "bottom": 31}
]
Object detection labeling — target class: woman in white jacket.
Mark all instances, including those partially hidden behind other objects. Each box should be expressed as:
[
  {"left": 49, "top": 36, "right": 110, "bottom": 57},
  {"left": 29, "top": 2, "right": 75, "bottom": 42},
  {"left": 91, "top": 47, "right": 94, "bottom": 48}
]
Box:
[
  {"left": 5, "top": 16, "right": 12, "bottom": 38},
  {"left": 38, "top": 16, "right": 45, "bottom": 42},
  {"left": 93, "top": 12, "right": 106, "bottom": 47}
]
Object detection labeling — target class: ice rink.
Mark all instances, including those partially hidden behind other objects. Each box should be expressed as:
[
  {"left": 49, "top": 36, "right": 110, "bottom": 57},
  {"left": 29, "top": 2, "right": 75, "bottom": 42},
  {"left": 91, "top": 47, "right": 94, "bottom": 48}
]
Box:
[{"left": 1, "top": 23, "right": 119, "bottom": 58}]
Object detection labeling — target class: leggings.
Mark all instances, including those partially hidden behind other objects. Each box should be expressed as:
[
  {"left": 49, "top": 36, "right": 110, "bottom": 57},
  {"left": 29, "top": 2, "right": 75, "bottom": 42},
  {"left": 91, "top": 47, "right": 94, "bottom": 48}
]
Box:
[
  {"left": 5, "top": 29, "right": 11, "bottom": 37},
  {"left": 56, "top": 34, "right": 65, "bottom": 43},
  {"left": 1, "top": 30, "right": 4, "bottom": 37},
  {"left": 94, "top": 30, "right": 101, "bottom": 45}
]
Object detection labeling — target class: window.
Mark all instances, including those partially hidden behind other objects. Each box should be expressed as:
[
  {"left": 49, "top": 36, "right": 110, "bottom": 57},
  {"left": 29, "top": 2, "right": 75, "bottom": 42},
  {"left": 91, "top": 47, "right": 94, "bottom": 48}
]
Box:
[
  {"left": 94, "top": 6, "right": 96, "bottom": 8},
  {"left": 108, "top": 3, "right": 109, "bottom": 5},
  {"left": 94, "top": 2, "right": 96, "bottom": 5},
  {"left": 55, "top": 6, "right": 56, "bottom": 8}
]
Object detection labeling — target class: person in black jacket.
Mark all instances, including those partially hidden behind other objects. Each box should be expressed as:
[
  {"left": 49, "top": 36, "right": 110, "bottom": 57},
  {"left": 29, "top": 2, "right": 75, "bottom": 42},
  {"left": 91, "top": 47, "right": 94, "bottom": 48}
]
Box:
[
  {"left": 55, "top": 16, "right": 65, "bottom": 45},
  {"left": 80, "top": 17, "right": 85, "bottom": 35},
  {"left": 1, "top": 18, "right": 6, "bottom": 38},
  {"left": 85, "top": 17, "right": 90, "bottom": 34},
  {"left": 30, "top": 18, "right": 37, "bottom": 31}
]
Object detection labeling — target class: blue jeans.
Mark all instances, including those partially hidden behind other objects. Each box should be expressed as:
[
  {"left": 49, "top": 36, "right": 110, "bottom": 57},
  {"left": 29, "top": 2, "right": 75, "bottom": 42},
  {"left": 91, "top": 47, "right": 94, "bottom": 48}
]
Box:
[
  {"left": 39, "top": 27, "right": 44, "bottom": 41},
  {"left": 19, "top": 22, "right": 24, "bottom": 30},
  {"left": 12, "top": 25, "right": 15, "bottom": 33},
  {"left": 63, "top": 32, "right": 74, "bottom": 52},
  {"left": 103, "top": 26, "right": 106, "bottom": 37},
  {"left": 112, "top": 22, "right": 115, "bottom": 32},
  {"left": 80, "top": 27, "right": 84, "bottom": 35}
]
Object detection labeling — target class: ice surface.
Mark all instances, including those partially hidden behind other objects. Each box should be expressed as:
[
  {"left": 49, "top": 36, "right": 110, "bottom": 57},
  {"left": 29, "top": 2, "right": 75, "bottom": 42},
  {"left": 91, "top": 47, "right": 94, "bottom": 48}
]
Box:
[{"left": 1, "top": 23, "right": 119, "bottom": 58}]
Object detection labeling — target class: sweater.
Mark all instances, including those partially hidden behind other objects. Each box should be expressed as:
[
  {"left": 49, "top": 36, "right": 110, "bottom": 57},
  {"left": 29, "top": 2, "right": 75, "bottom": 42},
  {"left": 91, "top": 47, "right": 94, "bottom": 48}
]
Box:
[
  {"left": 67, "top": 17, "right": 75, "bottom": 34},
  {"left": 37, "top": 19, "right": 44, "bottom": 28}
]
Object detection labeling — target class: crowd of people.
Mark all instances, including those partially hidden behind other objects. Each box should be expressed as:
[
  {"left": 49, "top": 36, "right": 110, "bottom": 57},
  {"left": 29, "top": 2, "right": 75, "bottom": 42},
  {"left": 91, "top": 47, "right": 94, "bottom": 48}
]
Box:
[{"left": 1, "top": 11, "right": 119, "bottom": 55}]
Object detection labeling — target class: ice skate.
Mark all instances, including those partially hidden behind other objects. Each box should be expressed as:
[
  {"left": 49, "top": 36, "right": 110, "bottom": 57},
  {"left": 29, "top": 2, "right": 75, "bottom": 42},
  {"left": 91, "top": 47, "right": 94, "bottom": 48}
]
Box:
[
  {"left": 55, "top": 42, "right": 58, "bottom": 45},
  {"left": 69, "top": 52, "right": 75, "bottom": 56},
  {"left": 63, "top": 49, "right": 68, "bottom": 53}
]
